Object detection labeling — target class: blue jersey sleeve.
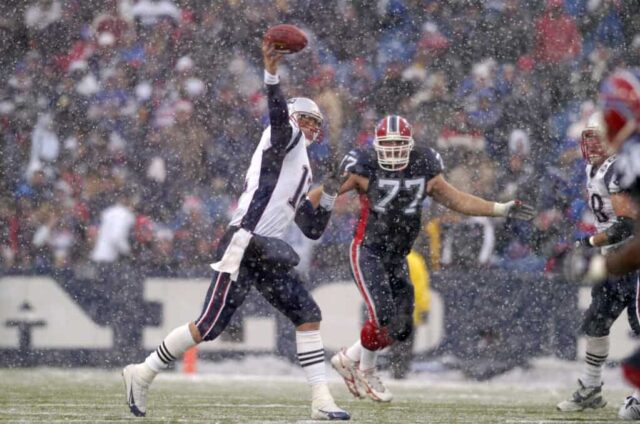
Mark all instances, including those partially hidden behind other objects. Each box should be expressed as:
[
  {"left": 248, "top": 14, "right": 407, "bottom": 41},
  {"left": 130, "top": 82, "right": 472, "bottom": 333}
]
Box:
[
  {"left": 265, "top": 82, "right": 293, "bottom": 151},
  {"left": 423, "top": 147, "right": 445, "bottom": 181},
  {"left": 342, "top": 148, "right": 376, "bottom": 178}
]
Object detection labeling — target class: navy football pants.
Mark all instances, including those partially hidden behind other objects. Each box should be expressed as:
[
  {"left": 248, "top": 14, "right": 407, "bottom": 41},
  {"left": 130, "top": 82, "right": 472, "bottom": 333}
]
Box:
[
  {"left": 349, "top": 240, "right": 415, "bottom": 342},
  {"left": 582, "top": 271, "right": 640, "bottom": 337},
  {"left": 194, "top": 229, "right": 321, "bottom": 342}
]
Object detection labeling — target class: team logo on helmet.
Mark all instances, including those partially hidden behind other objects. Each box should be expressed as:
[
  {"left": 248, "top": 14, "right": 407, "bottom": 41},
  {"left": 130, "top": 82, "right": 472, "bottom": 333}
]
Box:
[{"left": 373, "top": 115, "right": 414, "bottom": 171}]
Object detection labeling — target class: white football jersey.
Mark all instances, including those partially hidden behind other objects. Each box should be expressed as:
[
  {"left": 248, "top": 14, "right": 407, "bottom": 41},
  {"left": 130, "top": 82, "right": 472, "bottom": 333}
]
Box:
[
  {"left": 585, "top": 155, "right": 622, "bottom": 252},
  {"left": 229, "top": 124, "right": 312, "bottom": 239}
]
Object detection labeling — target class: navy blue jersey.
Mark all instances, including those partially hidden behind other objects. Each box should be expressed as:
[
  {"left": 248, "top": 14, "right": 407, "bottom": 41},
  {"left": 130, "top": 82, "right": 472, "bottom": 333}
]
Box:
[
  {"left": 615, "top": 134, "right": 640, "bottom": 204},
  {"left": 343, "top": 147, "right": 444, "bottom": 257}
]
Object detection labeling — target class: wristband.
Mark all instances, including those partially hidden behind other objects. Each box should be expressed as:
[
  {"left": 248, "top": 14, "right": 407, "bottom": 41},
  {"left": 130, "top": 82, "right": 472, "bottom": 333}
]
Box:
[
  {"left": 264, "top": 70, "right": 279, "bottom": 85},
  {"left": 319, "top": 191, "right": 337, "bottom": 211},
  {"left": 492, "top": 202, "right": 509, "bottom": 217}
]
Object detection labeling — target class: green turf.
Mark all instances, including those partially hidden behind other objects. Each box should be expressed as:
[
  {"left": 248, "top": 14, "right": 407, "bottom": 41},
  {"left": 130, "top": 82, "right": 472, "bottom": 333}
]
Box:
[{"left": 0, "top": 368, "right": 628, "bottom": 423}]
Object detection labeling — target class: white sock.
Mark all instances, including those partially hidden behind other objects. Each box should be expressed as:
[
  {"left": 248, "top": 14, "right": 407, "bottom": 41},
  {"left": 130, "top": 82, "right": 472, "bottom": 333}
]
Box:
[
  {"left": 296, "top": 330, "right": 326, "bottom": 386},
  {"left": 345, "top": 340, "right": 362, "bottom": 363},
  {"left": 311, "top": 382, "right": 334, "bottom": 403},
  {"left": 582, "top": 335, "right": 609, "bottom": 387},
  {"left": 360, "top": 346, "right": 378, "bottom": 371},
  {"left": 144, "top": 323, "right": 197, "bottom": 374}
]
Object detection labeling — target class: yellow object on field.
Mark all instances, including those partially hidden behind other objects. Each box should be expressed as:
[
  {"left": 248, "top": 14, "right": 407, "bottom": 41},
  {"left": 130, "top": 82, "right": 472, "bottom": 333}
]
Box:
[
  {"left": 407, "top": 250, "right": 430, "bottom": 326},
  {"left": 425, "top": 219, "right": 441, "bottom": 271}
]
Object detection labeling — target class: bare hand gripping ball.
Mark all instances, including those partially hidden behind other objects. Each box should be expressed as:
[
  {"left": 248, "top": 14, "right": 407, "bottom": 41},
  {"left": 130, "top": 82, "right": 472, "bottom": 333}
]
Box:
[{"left": 263, "top": 24, "right": 308, "bottom": 54}]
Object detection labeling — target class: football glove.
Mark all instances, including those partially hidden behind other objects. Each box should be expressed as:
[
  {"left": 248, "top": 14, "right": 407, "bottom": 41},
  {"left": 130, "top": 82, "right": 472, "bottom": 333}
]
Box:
[
  {"left": 322, "top": 151, "right": 348, "bottom": 197},
  {"left": 494, "top": 200, "right": 536, "bottom": 220},
  {"left": 562, "top": 247, "right": 607, "bottom": 285}
]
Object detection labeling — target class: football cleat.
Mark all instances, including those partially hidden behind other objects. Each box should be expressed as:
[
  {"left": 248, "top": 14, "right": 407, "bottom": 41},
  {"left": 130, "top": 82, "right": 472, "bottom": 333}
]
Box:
[
  {"left": 356, "top": 367, "right": 393, "bottom": 403},
  {"left": 556, "top": 379, "right": 606, "bottom": 412},
  {"left": 122, "top": 364, "right": 149, "bottom": 417},
  {"left": 619, "top": 396, "right": 640, "bottom": 420},
  {"left": 311, "top": 383, "right": 351, "bottom": 421},
  {"left": 330, "top": 349, "right": 364, "bottom": 399}
]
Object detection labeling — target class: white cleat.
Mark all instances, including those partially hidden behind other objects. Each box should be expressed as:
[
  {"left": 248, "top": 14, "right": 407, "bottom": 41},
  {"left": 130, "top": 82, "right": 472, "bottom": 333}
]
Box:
[
  {"left": 619, "top": 396, "right": 640, "bottom": 420},
  {"left": 556, "top": 379, "right": 606, "bottom": 412},
  {"left": 356, "top": 367, "right": 393, "bottom": 403},
  {"left": 122, "top": 364, "right": 149, "bottom": 417},
  {"left": 331, "top": 349, "right": 365, "bottom": 399},
  {"left": 311, "top": 383, "right": 351, "bottom": 421}
]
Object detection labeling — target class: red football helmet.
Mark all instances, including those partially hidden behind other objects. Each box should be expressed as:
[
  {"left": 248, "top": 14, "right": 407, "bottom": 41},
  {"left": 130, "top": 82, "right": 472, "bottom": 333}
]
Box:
[
  {"left": 373, "top": 115, "right": 414, "bottom": 171},
  {"left": 599, "top": 68, "right": 640, "bottom": 151},
  {"left": 580, "top": 111, "right": 608, "bottom": 165}
]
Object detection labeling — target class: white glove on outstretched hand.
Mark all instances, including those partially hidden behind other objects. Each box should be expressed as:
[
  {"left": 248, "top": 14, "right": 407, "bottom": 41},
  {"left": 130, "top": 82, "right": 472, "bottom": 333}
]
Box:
[
  {"left": 493, "top": 200, "right": 536, "bottom": 220},
  {"left": 563, "top": 247, "right": 608, "bottom": 285}
]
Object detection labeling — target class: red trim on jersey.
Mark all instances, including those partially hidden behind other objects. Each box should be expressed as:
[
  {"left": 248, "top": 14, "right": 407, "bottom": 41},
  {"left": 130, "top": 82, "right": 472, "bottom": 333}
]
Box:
[{"left": 350, "top": 194, "right": 378, "bottom": 324}]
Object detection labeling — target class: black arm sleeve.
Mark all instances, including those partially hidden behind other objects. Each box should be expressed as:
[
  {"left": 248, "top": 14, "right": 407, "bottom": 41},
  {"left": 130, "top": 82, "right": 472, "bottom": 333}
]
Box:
[
  {"left": 604, "top": 216, "right": 635, "bottom": 245},
  {"left": 266, "top": 83, "right": 292, "bottom": 151},
  {"left": 294, "top": 198, "right": 332, "bottom": 240}
]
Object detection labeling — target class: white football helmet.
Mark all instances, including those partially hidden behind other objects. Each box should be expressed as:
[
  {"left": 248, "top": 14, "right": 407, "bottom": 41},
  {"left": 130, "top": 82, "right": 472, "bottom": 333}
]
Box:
[
  {"left": 287, "top": 97, "right": 323, "bottom": 143},
  {"left": 580, "top": 111, "right": 609, "bottom": 165},
  {"left": 373, "top": 115, "right": 414, "bottom": 171}
]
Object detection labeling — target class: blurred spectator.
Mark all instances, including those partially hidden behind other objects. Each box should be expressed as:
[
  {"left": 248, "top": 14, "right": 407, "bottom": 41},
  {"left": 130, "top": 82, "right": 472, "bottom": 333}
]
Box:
[
  {"left": 90, "top": 187, "right": 137, "bottom": 264},
  {"left": 163, "top": 100, "right": 209, "bottom": 193},
  {"left": 496, "top": 129, "right": 535, "bottom": 203},
  {"left": 26, "top": 113, "right": 60, "bottom": 180},
  {"left": 131, "top": 0, "right": 180, "bottom": 29},
  {"left": 436, "top": 107, "right": 485, "bottom": 163},
  {"left": 92, "top": 0, "right": 130, "bottom": 47},
  {"left": 533, "top": 0, "right": 583, "bottom": 109},
  {"left": 24, "top": 0, "right": 62, "bottom": 34},
  {"left": 484, "top": 0, "right": 533, "bottom": 63},
  {"left": 171, "top": 195, "right": 214, "bottom": 272},
  {"left": 0, "top": 0, "right": 636, "bottom": 281}
]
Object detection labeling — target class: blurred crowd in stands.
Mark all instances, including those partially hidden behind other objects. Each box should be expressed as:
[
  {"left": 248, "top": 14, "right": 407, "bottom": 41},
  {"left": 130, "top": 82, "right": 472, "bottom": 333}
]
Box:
[{"left": 1, "top": 0, "right": 640, "bottom": 278}]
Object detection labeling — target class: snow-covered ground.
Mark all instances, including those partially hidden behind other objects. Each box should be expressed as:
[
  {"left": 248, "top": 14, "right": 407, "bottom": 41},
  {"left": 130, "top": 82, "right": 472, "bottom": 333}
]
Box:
[{"left": 190, "top": 354, "right": 630, "bottom": 390}]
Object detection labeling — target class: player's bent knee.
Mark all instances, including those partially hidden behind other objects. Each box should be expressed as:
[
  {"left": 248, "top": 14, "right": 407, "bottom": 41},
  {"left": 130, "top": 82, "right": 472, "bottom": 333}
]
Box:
[
  {"left": 582, "top": 319, "right": 611, "bottom": 338},
  {"left": 361, "top": 320, "right": 394, "bottom": 351}
]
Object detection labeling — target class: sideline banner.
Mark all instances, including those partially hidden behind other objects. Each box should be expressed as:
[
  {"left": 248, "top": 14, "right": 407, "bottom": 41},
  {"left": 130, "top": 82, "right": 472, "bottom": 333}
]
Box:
[{"left": 0, "top": 271, "right": 636, "bottom": 367}]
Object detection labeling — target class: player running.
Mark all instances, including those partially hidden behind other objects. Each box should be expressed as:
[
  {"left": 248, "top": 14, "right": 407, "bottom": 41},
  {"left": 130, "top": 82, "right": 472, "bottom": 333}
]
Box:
[
  {"left": 309, "top": 115, "right": 535, "bottom": 402},
  {"left": 564, "top": 68, "right": 640, "bottom": 420},
  {"left": 122, "top": 41, "right": 350, "bottom": 421},
  {"left": 556, "top": 112, "right": 639, "bottom": 416}
]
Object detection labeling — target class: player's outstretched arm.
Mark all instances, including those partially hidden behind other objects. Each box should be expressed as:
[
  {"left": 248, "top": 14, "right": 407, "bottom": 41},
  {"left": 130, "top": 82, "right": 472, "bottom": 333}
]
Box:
[
  {"left": 295, "top": 160, "right": 355, "bottom": 239},
  {"left": 427, "top": 174, "right": 535, "bottom": 220},
  {"left": 262, "top": 41, "right": 292, "bottom": 149}
]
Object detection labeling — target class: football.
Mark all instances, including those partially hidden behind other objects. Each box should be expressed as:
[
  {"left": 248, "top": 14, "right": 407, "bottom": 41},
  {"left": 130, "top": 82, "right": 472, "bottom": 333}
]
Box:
[{"left": 263, "top": 24, "right": 308, "bottom": 54}]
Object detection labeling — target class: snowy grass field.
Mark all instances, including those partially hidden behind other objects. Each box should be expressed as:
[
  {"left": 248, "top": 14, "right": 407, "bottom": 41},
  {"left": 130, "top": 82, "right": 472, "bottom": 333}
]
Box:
[{"left": 0, "top": 356, "right": 634, "bottom": 423}]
